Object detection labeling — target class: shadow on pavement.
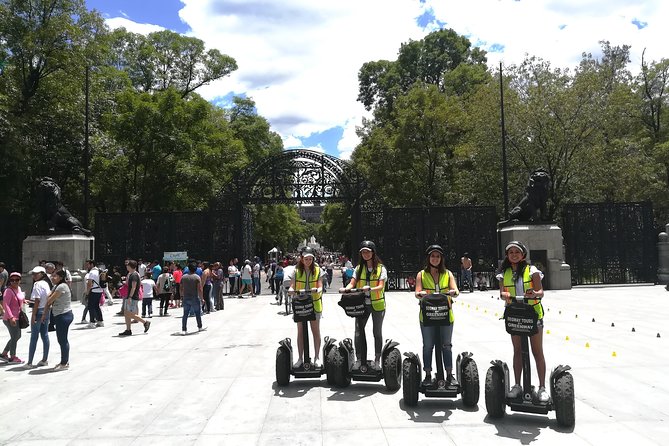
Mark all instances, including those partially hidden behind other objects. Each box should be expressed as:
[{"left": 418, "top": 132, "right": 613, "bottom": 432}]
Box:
[
  {"left": 483, "top": 413, "right": 574, "bottom": 444},
  {"left": 326, "top": 383, "right": 397, "bottom": 402},
  {"left": 272, "top": 380, "right": 321, "bottom": 398},
  {"left": 398, "top": 398, "right": 454, "bottom": 423}
]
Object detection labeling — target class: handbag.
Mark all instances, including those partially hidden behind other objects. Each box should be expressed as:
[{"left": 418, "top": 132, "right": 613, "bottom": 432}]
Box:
[
  {"left": 503, "top": 302, "right": 538, "bottom": 336},
  {"left": 420, "top": 293, "right": 451, "bottom": 326},
  {"left": 18, "top": 310, "right": 29, "bottom": 329},
  {"left": 292, "top": 294, "right": 316, "bottom": 322},
  {"left": 338, "top": 291, "right": 368, "bottom": 318}
]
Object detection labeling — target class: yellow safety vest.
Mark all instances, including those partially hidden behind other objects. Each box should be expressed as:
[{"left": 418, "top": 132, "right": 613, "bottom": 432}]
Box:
[
  {"left": 503, "top": 266, "right": 544, "bottom": 319},
  {"left": 419, "top": 269, "right": 455, "bottom": 323},
  {"left": 295, "top": 266, "right": 322, "bottom": 313},
  {"left": 356, "top": 264, "right": 385, "bottom": 312}
]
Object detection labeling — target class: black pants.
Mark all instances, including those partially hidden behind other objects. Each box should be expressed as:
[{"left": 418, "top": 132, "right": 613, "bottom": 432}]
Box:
[
  {"left": 354, "top": 308, "right": 385, "bottom": 362},
  {"left": 87, "top": 291, "right": 103, "bottom": 323},
  {"left": 158, "top": 293, "right": 171, "bottom": 314},
  {"left": 229, "top": 277, "right": 237, "bottom": 295},
  {"left": 203, "top": 284, "right": 212, "bottom": 313},
  {"left": 142, "top": 298, "right": 153, "bottom": 317}
]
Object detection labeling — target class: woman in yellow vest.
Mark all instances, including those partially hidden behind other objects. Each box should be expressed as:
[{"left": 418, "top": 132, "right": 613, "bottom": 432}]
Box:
[
  {"left": 414, "top": 244, "right": 459, "bottom": 385},
  {"left": 496, "top": 240, "right": 549, "bottom": 403},
  {"left": 340, "top": 240, "right": 388, "bottom": 370},
  {"left": 289, "top": 247, "right": 323, "bottom": 368}
]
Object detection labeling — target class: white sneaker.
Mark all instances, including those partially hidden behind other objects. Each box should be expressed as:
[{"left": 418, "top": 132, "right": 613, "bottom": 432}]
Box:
[
  {"left": 293, "top": 358, "right": 304, "bottom": 368},
  {"left": 86, "top": 323, "right": 96, "bottom": 329},
  {"left": 371, "top": 360, "right": 382, "bottom": 371},
  {"left": 508, "top": 384, "right": 522, "bottom": 398},
  {"left": 538, "top": 386, "right": 550, "bottom": 403},
  {"left": 24, "top": 363, "right": 36, "bottom": 369},
  {"left": 96, "top": 321, "right": 104, "bottom": 327},
  {"left": 313, "top": 359, "right": 320, "bottom": 368},
  {"left": 352, "top": 360, "right": 361, "bottom": 370},
  {"left": 37, "top": 360, "right": 48, "bottom": 367},
  {"left": 181, "top": 331, "right": 187, "bottom": 336}
]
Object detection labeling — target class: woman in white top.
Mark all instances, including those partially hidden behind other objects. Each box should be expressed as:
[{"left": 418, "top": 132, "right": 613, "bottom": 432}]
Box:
[
  {"left": 141, "top": 272, "right": 157, "bottom": 318},
  {"left": 44, "top": 270, "right": 73, "bottom": 371},
  {"left": 27, "top": 266, "right": 52, "bottom": 368}
]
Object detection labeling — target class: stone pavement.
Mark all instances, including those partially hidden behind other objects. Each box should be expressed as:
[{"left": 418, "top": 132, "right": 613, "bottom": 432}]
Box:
[{"left": 1, "top": 279, "right": 668, "bottom": 445}]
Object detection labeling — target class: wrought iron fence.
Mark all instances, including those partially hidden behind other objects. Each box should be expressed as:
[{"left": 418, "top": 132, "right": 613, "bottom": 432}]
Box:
[{"left": 562, "top": 202, "right": 657, "bottom": 285}]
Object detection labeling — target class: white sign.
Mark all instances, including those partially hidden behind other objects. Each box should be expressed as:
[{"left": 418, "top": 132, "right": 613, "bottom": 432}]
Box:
[{"left": 163, "top": 251, "right": 188, "bottom": 262}]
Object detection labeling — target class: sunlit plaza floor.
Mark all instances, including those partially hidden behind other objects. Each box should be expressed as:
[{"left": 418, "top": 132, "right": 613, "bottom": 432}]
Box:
[{"left": 1, "top": 274, "right": 668, "bottom": 445}]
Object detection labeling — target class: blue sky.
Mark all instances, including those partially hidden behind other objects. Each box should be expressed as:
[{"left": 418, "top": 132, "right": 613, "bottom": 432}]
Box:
[{"left": 88, "top": 0, "right": 666, "bottom": 159}]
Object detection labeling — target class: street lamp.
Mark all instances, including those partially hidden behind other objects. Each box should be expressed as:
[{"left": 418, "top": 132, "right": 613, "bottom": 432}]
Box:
[{"left": 499, "top": 62, "right": 510, "bottom": 218}]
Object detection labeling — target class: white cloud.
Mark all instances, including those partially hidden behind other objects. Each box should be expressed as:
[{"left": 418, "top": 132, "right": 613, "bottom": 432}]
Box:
[
  {"left": 105, "top": 0, "right": 669, "bottom": 158},
  {"left": 105, "top": 17, "right": 165, "bottom": 35}
]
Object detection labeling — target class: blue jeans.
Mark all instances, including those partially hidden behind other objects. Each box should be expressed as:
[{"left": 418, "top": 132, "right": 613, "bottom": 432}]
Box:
[
  {"left": 253, "top": 276, "right": 261, "bottom": 295},
  {"left": 54, "top": 311, "right": 73, "bottom": 365},
  {"left": 28, "top": 308, "right": 50, "bottom": 364},
  {"left": 420, "top": 323, "right": 454, "bottom": 372},
  {"left": 182, "top": 297, "right": 202, "bottom": 332}
]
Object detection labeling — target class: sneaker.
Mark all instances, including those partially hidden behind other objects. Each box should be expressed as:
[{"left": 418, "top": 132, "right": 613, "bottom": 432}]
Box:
[
  {"left": 10, "top": 356, "right": 24, "bottom": 364},
  {"left": 77, "top": 320, "right": 88, "bottom": 325},
  {"left": 0, "top": 353, "right": 9, "bottom": 363},
  {"left": 96, "top": 321, "right": 104, "bottom": 327},
  {"left": 198, "top": 326, "right": 207, "bottom": 332},
  {"left": 118, "top": 330, "right": 132, "bottom": 336},
  {"left": 538, "top": 386, "right": 550, "bottom": 403},
  {"left": 24, "top": 363, "right": 36, "bottom": 369},
  {"left": 352, "top": 360, "right": 361, "bottom": 370},
  {"left": 422, "top": 372, "right": 432, "bottom": 385},
  {"left": 313, "top": 359, "right": 320, "bottom": 368},
  {"left": 370, "top": 360, "right": 381, "bottom": 371},
  {"left": 447, "top": 374, "right": 459, "bottom": 386},
  {"left": 86, "top": 323, "right": 96, "bottom": 329},
  {"left": 143, "top": 321, "right": 151, "bottom": 333},
  {"left": 508, "top": 384, "right": 522, "bottom": 399},
  {"left": 148, "top": 315, "right": 153, "bottom": 318},
  {"left": 164, "top": 313, "right": 169, "bottom": 316},
  {"left": 293, "top": 358, "right": 304, "bottom": 368},
  {"left": 181, "top": 331, "right": 187, "bottom": 336},
  {"left": 54, "top": 363, "right": 69, "bottom": 371},
  {"left": 37, "top": 360, "right": 48, "bottom": 367}
]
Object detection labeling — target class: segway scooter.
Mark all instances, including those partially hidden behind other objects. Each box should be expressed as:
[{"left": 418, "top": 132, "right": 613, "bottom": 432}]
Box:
[
  {"left": 327, "top": 288, "right": 402, "bottom": 391},
  {"left": 275, "top": 289, "right": 337, "bottom": 386},
  {"left": 485, "top": 296, "right": 575, "bottom": 427},
  {"left": 402, "top": 293, "right": 480, "bottom": 407}
]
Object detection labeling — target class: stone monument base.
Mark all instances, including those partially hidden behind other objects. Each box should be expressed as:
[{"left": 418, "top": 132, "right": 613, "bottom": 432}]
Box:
[
  {"left": 22, "top": 234, "right": 94, "bottom": 300},
  {"left": 498, "top": 224, "right": 571, "bottom": 290}
]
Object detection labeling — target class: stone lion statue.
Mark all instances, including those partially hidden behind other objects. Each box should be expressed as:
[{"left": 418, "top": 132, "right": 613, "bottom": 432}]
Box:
[
  {"left": 36, "top": 177, "right": 91, "bottom": 235},
  {"left": 508, "top": 168, "right": 551, "bottom": 222}
]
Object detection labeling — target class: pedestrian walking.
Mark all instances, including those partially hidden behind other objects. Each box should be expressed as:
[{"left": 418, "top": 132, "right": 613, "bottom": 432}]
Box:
[
  {"left": 43, "top": 270, "right": 73, "bottom": 371},
  {"left": 1, "top": 272, "right": 26, "bottom": 364},
  {"left": 156, "top": 267, "right": 173, "bottom": 317},
  {"left": 141, "top": 271, "right": 157, "bottom": 318},
  {"left": 119, "top": 260, "right": 150, "bottom": 336},
  {"left": 180, "top": 260, "right": 205, "bottom": 335}
]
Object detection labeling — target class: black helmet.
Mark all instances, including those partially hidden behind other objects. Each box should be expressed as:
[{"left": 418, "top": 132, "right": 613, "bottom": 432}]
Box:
[
  {"left": 359, "top": 240, "right": 376, "bottom": 252},
  {"left": 301, "top": 247, "right": 315, "bottom": 258},
  {"left": 425, "top": 244, "right": 445, "bottom": 256},
  {"left": 505, "top": 240, "right": 528, "bottom": 256}
]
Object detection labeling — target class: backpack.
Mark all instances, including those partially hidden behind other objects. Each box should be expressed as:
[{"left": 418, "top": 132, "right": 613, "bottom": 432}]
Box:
[{"left": 162, "top": 274, "right": 174, "bottom": 293}]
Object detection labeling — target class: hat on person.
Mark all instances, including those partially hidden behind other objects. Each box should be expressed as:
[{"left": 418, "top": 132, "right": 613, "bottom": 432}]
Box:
[
  {"left": 505, "top": 240, "right": 528, "bottom": 256},
  {"left": 29, "top": 266, "right": 47, "bottom": 275},
  {"left": 9, "top": 272, "right": 22, "bottom": 279},
  {"left": 359, "top": 240, "right": 376, "bottom": 252},
  {"left": 301, "top": 247, "right": 315, "bottom": 258}
]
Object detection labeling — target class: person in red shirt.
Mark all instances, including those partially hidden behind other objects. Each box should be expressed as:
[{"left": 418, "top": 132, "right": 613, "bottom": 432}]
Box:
[{"left": 172, "top": 264, "right": 183, "bottom": 308}]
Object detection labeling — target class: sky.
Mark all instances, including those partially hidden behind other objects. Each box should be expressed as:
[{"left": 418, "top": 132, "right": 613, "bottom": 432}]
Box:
[{"left": 86, "top": 0, "right": 669, "bottom": 160}]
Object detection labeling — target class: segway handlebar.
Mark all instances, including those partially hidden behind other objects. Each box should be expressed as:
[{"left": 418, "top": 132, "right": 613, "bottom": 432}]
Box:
[
  {"left": 288, "top": 288, "right": 321, "bottom": 296},
  {"left": 339, "top": 287, "right": 371, "bottom": 296}
]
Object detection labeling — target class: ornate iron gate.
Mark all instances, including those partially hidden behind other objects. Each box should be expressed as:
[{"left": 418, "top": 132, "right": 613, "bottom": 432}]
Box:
[
  {"left": 562, "top": 202, "right": 657, "bottom": 285},
  {"left": 94, "top": 210, "right": 246, "bottom": 269},
  {"left": 374, "top": 206, "right": 498, "bottom": 289}
]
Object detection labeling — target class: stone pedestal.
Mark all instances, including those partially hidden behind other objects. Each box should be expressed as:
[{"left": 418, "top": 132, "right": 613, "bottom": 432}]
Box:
[
  {"left": 498, "top": 224, "right": 571, "bottom": 290},
  {"left": 22, "top": 234, "right": 94, "bottom": 300},
  {"left": 657, "top": 224, "right": 669, "bottom": 284}
]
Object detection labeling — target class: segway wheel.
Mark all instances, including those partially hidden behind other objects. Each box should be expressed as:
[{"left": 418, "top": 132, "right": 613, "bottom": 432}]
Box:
[
  {"left": 402, "top": 358, "right": 419, "bottom": 407},
  {"left": 332, "top": 347, "right": 351, "bottom": 388},
  {"left": 383, "top": 348, "right": 402, "bottom": 392},
  {"left": 275, "top": 347, "right": 291, "bottom": 387},
  {"left": 460, "top": 359, "right": 480, "bottom": 407},
  {"left": 485, "top": 367, "right": 505, "bottom": 418},
  {"left": 554, "top": 372, "right": 575, "bottom": 427},
  {"left": 325, "top": 346, "right": 337, "bottom": 386}
]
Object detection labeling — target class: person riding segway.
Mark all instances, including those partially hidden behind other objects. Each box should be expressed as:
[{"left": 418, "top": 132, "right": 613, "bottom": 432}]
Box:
[
  {"left": 402, "top": 244, "right": 479, "bottom": 407},
  {"left": 330, "top": 241, "right": 402, "bottom": 391},
  {"left": 485, "top": 241, "right": 575, "bottom": 427},
  {"left": 275, "top": 248, "right": 336, "bottom": 386}
]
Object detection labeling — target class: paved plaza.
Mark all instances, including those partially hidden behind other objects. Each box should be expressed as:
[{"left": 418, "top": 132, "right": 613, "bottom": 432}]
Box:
[{"left": 1, "top": 277, "right": 668, "bottom": 445}]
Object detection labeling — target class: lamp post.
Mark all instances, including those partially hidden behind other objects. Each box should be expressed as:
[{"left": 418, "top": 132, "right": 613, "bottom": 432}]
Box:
[
  {"left": 83, "top": 64, "right": 90, "bottom": 228},
  {"left": 499, "top": 62, "right": 509, "bottom": 217}
]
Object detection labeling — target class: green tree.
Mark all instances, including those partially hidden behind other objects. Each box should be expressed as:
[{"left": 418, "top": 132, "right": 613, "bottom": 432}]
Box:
[
  {"left": 253, "top": 204, "right": 305, "bottom": 254},
  {"left": 319, "top": 203, "right": 351, "bottom": 254}
]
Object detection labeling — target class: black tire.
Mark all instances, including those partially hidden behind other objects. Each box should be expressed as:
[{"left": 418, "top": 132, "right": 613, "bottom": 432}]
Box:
[
  {"left": 275, "top": 347, "right": 291, "bottom": 387},
  {"left": 332, "top": 347, "right": 351, "bottom": 388},
  {"left": 285, "top": 293, "right": 291, "bottom": 315},
  {"left": 325, "top": 347, "right": 337, "bottom": 386},
  {"left": 485, "top": 367, "right": 505, "bottom": 418},
  {"left": 383, "top": 348, "right": 402, "bottom": 392},
  {"left": 554, "top": 372, "right": 575, "bottom": 427},
  {"left": 460, "top": 359, "right": 480, "bottom": 407},
  {"left": 402, "top": 358, "right": 419, "bottom": 407}
]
